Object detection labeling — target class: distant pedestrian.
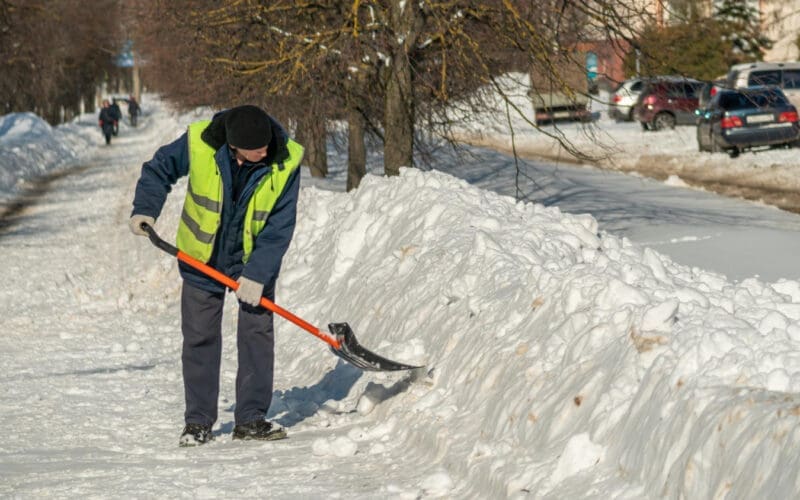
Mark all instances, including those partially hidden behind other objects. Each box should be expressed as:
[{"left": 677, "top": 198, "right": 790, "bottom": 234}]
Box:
[
  {"left": 110, "top": 99, "right": 122, "bottom": 136},
  {"left": 127, "top": 95, "right": 141, "bottom": 127},
  {"left": 98, "top": 100, "right": 116, "bottom": 145}
]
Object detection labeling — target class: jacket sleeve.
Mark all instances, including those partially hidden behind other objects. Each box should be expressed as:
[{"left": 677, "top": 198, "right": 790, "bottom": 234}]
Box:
[
  {"left": 241, "top": 167, "right": 301, "bottom": 286},
  {"left": 131, "top": 133, "right": 190, "bottom": 219}
]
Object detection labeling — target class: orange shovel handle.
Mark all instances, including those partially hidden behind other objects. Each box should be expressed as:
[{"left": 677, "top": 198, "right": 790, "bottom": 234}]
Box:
[
  {"left": 141, "top": 223, "right": 340, "bottom": 349},
  {"left": 175, "top": 250, "right": 340, "bottom": 348}
]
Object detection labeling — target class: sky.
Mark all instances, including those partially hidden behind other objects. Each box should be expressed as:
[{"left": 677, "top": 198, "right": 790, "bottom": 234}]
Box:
[{"left": 1, "top": 86, "right": 800, "bottom": 498}]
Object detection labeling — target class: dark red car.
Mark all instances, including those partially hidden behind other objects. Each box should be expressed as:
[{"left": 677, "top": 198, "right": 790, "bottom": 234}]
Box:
[{"left": 633, "top": 77, "right": 705, "bottom": 130}]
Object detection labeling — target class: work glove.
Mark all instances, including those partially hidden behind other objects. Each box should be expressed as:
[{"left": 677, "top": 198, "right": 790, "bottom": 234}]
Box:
[
  {"left": 129, "top": 214, "right": 155, "bottom": 236},
  {"left": 236, "top": 276, "right": 264, "bottom": 307}
]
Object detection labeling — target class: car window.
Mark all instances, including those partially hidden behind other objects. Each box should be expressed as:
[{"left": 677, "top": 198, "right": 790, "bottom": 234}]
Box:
[
  {"left": 719, "top": 91, "right": 788, "bottom": 110},
  {"left": 748, "top": 70, "right": 781, "bottom": 86},
  {"left": 666, "top": 83, "right": 686, "bottom": 98},
  {"left": 719, "top": 93, "right": 743, "bottom": 109},
  {"left": 631, "top": 81, "right": 643, "bottom": 92},
  {"left": 753, "top": 90, "right": 789, "bottom": 106},
  {"left": 783, "top": 69, "right": 800, "bottom": 89},
  {"left": 665, "top": 82, "right": 698, "bottom": 98}
]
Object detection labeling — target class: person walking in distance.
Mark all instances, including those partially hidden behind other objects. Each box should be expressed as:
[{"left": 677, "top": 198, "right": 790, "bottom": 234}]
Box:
[
  {"left": 98, "top": 100, "right": 116, "bottom": 145},
  {"left": 128, "top": 105, "right": 304, "bottom": 447},
  {"left": 127, "top": 95, "right": 141, "bottom": 127},
  {"left": 110, "top": 98, "right": 122, "bottom": 136}
]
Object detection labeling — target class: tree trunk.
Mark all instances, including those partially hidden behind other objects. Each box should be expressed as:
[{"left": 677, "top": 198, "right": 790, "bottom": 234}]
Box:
[
  {"left": 132, "top": 55, "right": 141, "bottom": 102},
  {"left": 347, "top": 107, "right": 366, "bottom": 192},
  {"left": 295, "top": 96, "right": 328, "bottom": 178},
  {"left": 383, "top": 1, "right": 416, "bottom": 176}
]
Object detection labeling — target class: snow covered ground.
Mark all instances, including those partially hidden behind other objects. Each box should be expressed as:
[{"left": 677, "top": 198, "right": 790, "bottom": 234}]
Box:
[{"left": 2, "top": 96, "right": 800, "bottom": 498}]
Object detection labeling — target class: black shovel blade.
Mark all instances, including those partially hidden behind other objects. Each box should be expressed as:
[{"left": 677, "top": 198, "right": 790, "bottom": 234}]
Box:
[{"left": 328, "top": 323, "right": 422, "bottom": 372}]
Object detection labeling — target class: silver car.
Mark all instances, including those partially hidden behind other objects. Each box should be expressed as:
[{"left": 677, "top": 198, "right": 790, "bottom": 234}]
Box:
[{"left": 609, "top": 77, "right": 645, "bottom": 121}]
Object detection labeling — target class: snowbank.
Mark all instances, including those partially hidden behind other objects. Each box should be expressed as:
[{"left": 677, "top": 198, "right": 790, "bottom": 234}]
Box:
[
  {"left": 0, "top": 112, "right": 98, "bottom": 200},
  {"left": 269, "top": 168, "right": 800, "bottom": 498}
]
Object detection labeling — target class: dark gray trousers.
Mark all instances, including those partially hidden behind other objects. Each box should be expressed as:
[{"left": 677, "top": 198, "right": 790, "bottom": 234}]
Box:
[{"left": 181, "top": 281, "right": 275, "bottom": 426}]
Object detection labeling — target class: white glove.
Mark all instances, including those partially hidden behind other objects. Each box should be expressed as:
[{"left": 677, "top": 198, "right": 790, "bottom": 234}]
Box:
[
  {"left": 236, "top": 276, "right": 264, "bottom": 306},
  {"left": 129, "top": 214, "right": 155, "bottom": 236}
]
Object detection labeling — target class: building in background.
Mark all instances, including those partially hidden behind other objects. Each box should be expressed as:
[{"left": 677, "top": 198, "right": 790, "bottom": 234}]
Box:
[
  {"left": 582, "top": 0, "right": 800, "bottom": 89},
  {"left": 760, "top": 0, "right": 800, "bottom": 61}
]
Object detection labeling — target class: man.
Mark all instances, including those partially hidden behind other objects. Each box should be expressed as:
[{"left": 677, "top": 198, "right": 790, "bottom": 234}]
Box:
[
  {"left": 110, "top": 98, "right": 122, "bottom": 135},
  {"left": 98, "top": 100, "right": 116, "bottom": 145},
  {"left": 129, "top": 105, "right": 303, "bottom": 447},
  {"left": 127, "top": 95, "right": 141, "bottom": 127}
]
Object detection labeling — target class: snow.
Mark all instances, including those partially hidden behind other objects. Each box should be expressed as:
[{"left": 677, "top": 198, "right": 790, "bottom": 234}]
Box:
[
  {"left": 0, "top": 112, "right": 97, "bottom": 197},
  {"left": 2, "top": 92, "right": 800, "bottom": 498}
]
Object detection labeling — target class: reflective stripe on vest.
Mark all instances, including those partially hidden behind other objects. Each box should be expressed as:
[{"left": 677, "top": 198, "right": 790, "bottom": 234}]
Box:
[
  {"left": 177, "top": 119, "right": 304, "bottom": 263},
  {"left": 242, "top": 138, "right": 304, "bottom": 261}
]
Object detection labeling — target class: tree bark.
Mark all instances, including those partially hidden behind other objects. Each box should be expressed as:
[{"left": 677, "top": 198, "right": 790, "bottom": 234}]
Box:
[
  {"left": 383, "top": 1, "right": 416, "bottom": 176},
  {"left": 295, "top": 96, "right": 328, "bottom": 178},
  {"left": 347, "top": 107, "right": 366, "bottom": 191}
]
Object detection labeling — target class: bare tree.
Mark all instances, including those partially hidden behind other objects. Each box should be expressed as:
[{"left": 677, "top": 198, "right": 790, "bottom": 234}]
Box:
[
  {"left": 131, "top": 1, "right": 659, "bottom": 190},
  {"left": 0, "top": 0, "right": 124, "bottom": 123}
]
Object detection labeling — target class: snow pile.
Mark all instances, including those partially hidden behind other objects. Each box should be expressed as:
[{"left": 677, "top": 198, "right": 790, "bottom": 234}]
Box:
[
  {"left": 0, "top": 111, "right": 98, "bottom": 199},
  {"left": 262, "top": 168, "right": 800, "bottom": 498}
]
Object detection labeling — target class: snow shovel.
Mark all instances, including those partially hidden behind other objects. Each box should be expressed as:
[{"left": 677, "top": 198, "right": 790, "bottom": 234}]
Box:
[{"left": 141, "top": 223, "right": 420, "bottom": 372}]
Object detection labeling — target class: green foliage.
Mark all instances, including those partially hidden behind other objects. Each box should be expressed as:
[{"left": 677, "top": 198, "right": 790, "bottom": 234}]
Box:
[
  {"left": 624, "top": 1, "right": 773, "bottom": 82},
  {"left": 623, "top": 20, "right": 732, "bottom": 80}
]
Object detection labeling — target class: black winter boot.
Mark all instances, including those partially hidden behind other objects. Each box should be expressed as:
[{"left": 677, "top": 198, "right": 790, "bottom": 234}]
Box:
[
  {"left": 232, "top": 420, "right": 287, "bottom": 441},
  {"left": 179, "top": 423, "right": 214, "bottom": 447}
]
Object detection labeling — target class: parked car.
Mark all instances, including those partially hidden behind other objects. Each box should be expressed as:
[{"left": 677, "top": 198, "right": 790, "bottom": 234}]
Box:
[
  {"left": 633, "top": 77, "right": 705, "bottom": 130},
  {"left": 695, "top": 86, "right": 800, "bottom": 158},
  {"left": 726, "top": 61, "right": 800, "bottom": 110},
  {"left": 608, "top": 77, "right": 646, "bottom": 121},
  {"left": 697, "top": 78, "right": 727, "bottom": 110}
]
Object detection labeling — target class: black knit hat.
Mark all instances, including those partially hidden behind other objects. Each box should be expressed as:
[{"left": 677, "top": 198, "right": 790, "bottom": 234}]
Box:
[{"left": 224, "top": 105, "right": 272, "bottom": 149}]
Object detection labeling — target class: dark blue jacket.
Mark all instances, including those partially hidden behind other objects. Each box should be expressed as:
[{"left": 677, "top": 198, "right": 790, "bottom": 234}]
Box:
[
  {"left": 131, "top": 111, "right": 301, "bottom": 293},
  {"left": 98, "top": 107, "right": 116, "bottom": 133}
]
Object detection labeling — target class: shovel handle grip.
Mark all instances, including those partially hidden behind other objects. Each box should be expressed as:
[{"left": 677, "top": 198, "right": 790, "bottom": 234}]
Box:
[{"left": 140, "top": 223, "right": 341, "bottom": 349}]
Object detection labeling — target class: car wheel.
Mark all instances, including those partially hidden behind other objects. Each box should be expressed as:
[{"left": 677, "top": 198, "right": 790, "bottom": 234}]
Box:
[
  {"left": 728, "top": 148, "right": 740, "bottom": 158},
  {"left": 653, "top": 112, "right": 676, "bottom": 130},
  {"left": 627, "top": 108, "right": 635, "bottom": 122},
  {"left": 640, "top": 121, "right": 650, "bottom": 131}
]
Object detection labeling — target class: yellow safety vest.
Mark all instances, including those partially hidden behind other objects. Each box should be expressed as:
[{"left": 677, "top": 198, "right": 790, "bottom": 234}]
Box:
[{"left": 176, "top": 119, "right": 303, "bottom": 263}]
